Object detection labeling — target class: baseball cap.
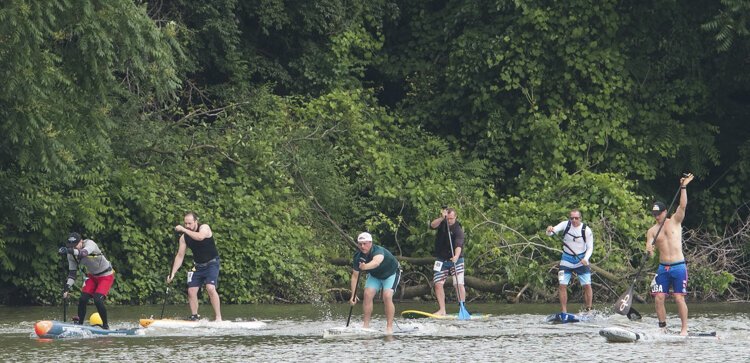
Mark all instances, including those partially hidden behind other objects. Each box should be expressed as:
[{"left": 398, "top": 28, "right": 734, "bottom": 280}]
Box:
[
  {"left": 67, "top": 232, "right": 82, "bottom": 245},
  {"left": 651, "top": 202, "right": 667, "bottom": 216},
  {"left": 357, "top": 232, "right": 373, "bottom": 243}
]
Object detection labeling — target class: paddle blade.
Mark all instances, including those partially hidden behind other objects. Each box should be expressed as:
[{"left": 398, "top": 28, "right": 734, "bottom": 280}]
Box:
[
  {"left": 457, "top": 302, "right": 471, "bottom": 320},
  {"left": 613, "top": 287, "right": 634, "bottom": 315},
  {"left": 626, "top": 307, "right": 642, "bottom": 321}
]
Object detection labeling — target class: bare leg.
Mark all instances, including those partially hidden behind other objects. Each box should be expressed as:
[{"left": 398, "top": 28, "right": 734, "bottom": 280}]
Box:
[
  {"left": 583, "top": 284, "right": 593, "bottom": 310},
  {"left": 674, "top": 294, "right": 688, "bottom": 335},
  {"left": 458, "top": 284, "right": 467, "bottom": 302},
  {"left": 433, "top": 283, "right": 446, "bottom": 315},
  {"left": 655, "top": 294, "right": 667, "bottom": 330},
  {"left": 187, "top": 286, "right": 200, "bottom": 316},
  {"left": 559, "top": 284, "right": 568, "bottom": 313},
  {"left": 205, "top": 284, "right": 222, "bottom": 322},
  {"left": 362, "top": 288, "right": 376, "bottom": 329},
  {"left": 383, "top": 289, "right": 395, "bottom": 335}
]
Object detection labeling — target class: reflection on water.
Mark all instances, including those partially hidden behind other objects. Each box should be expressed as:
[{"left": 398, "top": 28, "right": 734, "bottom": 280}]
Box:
[{"left": 1, "top": 303, "right": 748, "bottom": 362}]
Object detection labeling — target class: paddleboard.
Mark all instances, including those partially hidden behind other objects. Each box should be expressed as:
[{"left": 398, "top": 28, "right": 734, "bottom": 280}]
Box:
[
  {"left": 599, "top": 326, "right": 718, "bottom": 343},
  {"left": 34, "top": 320, "right": 142, "bottom": 339},
  {"left": 323, "top": 326, "right": 419, "bottom": 338},
  {"left": 545, "top": 312, "right": 593, "bottom": 324},
  {"left": 400, "top": 309, "right": 489, "bottom": 320},
  {"left": 139, "top": 318, "right": 266, "bottom": 329}
]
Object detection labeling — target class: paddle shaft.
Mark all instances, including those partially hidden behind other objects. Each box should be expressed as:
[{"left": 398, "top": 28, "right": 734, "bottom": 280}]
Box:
[
  {"left": 346, "top": 257, "right": 365, "bottom": 327},
  {"left": 60, "top": 252, "right": 68, "bottom": 322},
  {"left": 160, "top": 285, "right": 170, "bottom": 319},
  {"left": 444, "top": 215, "right": 470, "bottom": 320},
  {"left": 558, "top": 237, "right": 639, "bottom": 317},
  {"left": 445, "top": 217, "right": 462, "bottom": 303},
  {"left": 560, "top": 239, "right": 620, "bottom": 298},
  {"left": 161, "top": 232, "right": 180, "bottom": 319},
  {"left": 615, "top": 183, "right": 683, "bottom": 315}
]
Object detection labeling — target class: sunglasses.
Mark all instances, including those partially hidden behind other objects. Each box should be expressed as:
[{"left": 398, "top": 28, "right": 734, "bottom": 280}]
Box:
[{"left": 570, "top": 216, "right": 580, "bottom": 220}]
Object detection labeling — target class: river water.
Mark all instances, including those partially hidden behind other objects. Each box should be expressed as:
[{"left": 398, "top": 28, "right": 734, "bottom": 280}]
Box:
[{"left": 1, "top": 302, "right": 748, "bottom": 362}]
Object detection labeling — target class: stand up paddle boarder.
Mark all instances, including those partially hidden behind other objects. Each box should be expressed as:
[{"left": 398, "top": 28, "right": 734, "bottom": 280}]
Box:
[{"left": 647, "top": 173, "right": 694, "bottom": 336}]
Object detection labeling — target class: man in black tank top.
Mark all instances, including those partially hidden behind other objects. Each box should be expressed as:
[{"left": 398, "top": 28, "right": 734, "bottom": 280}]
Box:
[{"left": 167, "top": 212, "right": 223, "bottom": 321}]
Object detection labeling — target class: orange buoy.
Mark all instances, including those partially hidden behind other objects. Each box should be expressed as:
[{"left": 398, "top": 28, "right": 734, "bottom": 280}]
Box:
[{"left": 34, "top": 320, "right": 53, "bottom": 337}]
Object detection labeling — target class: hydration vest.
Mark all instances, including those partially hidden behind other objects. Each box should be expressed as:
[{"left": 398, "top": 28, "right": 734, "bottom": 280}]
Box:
[{"left": 562, "top": 221, "right": 587, "bottom": 244}]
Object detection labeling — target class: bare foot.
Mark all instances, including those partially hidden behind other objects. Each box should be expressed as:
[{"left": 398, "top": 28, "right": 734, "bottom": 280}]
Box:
[
  {"left": 433, "top": 310, "right": 446, "bottom": 316},
  {"left": 680, "top": 330, "right": 688, "bottom": 336},
  {"left": 385, "top": 328, "right": 393, "bottom": 335},
  {"left": 214, "top": 317, "right": 223, "bottom": 322}
]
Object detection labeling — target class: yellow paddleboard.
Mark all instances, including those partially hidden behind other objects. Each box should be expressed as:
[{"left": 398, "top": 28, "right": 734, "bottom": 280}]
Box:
[{"left": 400, "top": 309, "right": 490, "bottom": 320}]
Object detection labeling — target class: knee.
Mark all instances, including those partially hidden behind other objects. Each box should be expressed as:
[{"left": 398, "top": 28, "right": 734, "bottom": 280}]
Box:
[
  {"left": 363, "top": 289, "right": 376, "bottom": 299},
  {"left": 93, "top": 293, "right": 106, "bottom": 304},
  {"left": 382, "top": 290, "right": 394, "bottom": 300},
  {"left": 79, "top": 293, "right": 92, "bottom": 304}
]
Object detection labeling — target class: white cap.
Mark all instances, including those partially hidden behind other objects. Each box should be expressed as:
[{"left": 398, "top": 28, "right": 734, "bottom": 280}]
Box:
[{"left": 357, "top": 232, "right": 373, "bottom": 242}]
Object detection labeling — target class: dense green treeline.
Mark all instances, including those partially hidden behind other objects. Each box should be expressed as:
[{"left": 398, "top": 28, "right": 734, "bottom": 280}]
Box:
[{"left": 1, "top": 0, "right": 748, "bottom": 305}]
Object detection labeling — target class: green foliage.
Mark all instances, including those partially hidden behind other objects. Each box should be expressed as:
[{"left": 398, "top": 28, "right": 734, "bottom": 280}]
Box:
[
  {"left": 689, "top": 268, "right": 736, "bottom": 299},
  {"left": 1, "top": 0, "right": 747, "bottom": 305},
  {"left": 463, "top": 171, "right": 651, "bottom": 297},
  {"left": 702, "top": 0, "right": 750, "bottom": 52}
]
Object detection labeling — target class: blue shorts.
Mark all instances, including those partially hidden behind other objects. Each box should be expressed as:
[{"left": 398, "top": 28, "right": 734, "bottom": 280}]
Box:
[
  {"left": 433, "top": 257, "right": 465, "bottom": 285},
  {"left": 558, "top": 265, "right": 591, "bottom": 286},
  {"left": 364, "top": 269, "right": 401, "bottom": 292},
  {"left": 187, "top": 258, "right": 220, "bottom": 288},
  {"left": 650, "top": 261, "right": 688, "bottom": 295}
]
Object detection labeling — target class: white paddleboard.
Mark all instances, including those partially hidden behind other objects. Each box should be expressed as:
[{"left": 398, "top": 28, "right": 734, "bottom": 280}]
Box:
[
  {"left": 322, "top": 325, "right": 419, "bottom": 338},
  {"left": 599, "top": 326, "right": 717, "bottom": 343},
  {"left": 323, "top": 326, "right": 382, "bottom": 338},
  {"left": 140, "top": 318, "right": 266, "bottom": 329}
]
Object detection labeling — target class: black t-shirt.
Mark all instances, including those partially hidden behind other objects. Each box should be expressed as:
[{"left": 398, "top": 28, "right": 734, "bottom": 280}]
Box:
[
  {"left": 433, "top": 219, "right": 465, "bottom": 260},
  {"left": 184, "top": 224, "right": 219, "bottom": 263}
]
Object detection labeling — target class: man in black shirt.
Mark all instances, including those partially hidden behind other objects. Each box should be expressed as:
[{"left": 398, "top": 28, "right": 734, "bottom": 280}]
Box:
[
  {"left": 167, "top": 212, "right": 222, "bottom": 321},
  {"left": 430, "top": 207, "right": 466, "bottom": 316}
]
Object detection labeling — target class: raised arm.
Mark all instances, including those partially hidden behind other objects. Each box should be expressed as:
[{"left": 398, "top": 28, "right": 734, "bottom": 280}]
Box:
[{"left": 671, "top": 173, "right": 694, "bottom": 224}]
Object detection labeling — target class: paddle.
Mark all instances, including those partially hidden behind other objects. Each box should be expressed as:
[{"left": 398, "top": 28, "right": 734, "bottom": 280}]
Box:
[
  {"left": 59, "top": 248, "right": 68, "bottom": 322},
  {"left": 63, "top": 296, "right": 68, "bottom": 323},
  {"left": 557, "top": 238, "right": 641, "bottom": 319},
  {"left": 346, "top": 257, "right": 366, "bottom": 327},
  {"left": 613, "top": 182, "right": 683, "bottom": 316},
  {"left": 160, "top": 232, "right": 180, "bottom": 319},
  {"left": 445, "top": 212, "right": 471, "bottom": 320},
  {"left": 160, "top": 283, "right": 171, "bottom": 319}
]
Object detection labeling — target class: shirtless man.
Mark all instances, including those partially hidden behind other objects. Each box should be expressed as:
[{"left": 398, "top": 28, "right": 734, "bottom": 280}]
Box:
[{"left": 647, "top": 173, "right": 694, "bottom": 335}]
